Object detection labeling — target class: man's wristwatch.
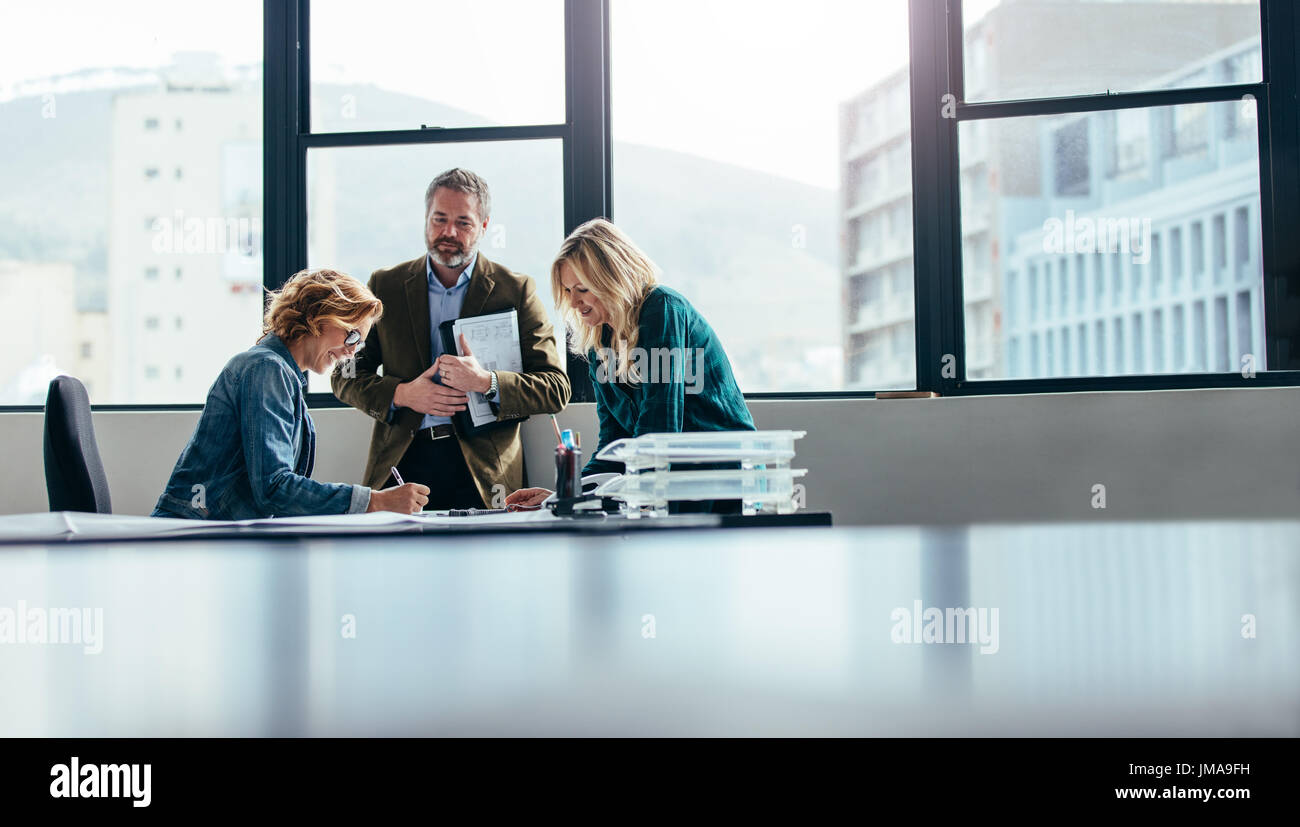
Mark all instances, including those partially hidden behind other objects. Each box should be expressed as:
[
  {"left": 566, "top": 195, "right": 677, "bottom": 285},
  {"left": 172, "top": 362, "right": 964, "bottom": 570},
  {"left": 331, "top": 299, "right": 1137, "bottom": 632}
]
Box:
[{"left": 484, "top": 370, "right": 499, "bottom": 401}]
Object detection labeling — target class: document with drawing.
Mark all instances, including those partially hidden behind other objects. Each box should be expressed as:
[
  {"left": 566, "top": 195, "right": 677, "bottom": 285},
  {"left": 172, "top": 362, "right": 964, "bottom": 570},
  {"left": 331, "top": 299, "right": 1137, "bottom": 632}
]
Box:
[{"left": 440, "top": 309, "right": 524, "bottom": 431}]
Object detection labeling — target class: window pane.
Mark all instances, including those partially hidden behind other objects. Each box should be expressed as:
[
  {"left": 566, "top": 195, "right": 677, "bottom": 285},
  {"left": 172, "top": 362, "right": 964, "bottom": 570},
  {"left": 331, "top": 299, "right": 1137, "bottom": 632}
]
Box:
[
  {"left": 964, "top": 0, "right": 1260, "bottom": 102},
  {"left": 305, "top": 140, "right": 565, "bottom": 393},
  {"left": 309, "top": 0, "right": 564, "bottom": 133},
  {"left": 963, "top": 96, "right": 1265, "bottom": 380},
  {"left": 611, "top": 0, "right": 913, "bottom": 392},
  {"left": 0, "top": 1, "right": 263, "bottom": 404}
]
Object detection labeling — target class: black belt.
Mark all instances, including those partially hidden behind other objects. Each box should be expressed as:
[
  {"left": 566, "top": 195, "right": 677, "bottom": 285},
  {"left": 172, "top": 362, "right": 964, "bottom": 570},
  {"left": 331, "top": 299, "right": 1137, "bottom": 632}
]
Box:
[{"left": 416, "top": 424, "right": 457, "bottom": 441}]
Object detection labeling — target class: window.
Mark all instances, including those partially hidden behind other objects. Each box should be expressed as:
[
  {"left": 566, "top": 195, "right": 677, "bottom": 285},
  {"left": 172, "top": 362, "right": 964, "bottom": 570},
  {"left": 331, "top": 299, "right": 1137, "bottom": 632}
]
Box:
[
  {"left": 1191, "top": 220, "right": 1206, "bottom": 286},
  {"left": 1132, "top": 313, "right": 1145, "bottom": 373},
  {"left": 1111, "top": 252, "right": 1123, "bottom": 305},
  {"left": 1043, "top": 261, "right": 1055, "bottom": 320},
  {"left": 1234, "top": 207, "right": 1251, "bottom": 280},
  {"left": 1150, "top": 234, "right": 1162, "bottom": 298},
  {"left": 1075, "top": 254, "right": 1086, "bottom": 313},
  {"left": 1093, "top": 256, "right": 1104, "bottom": 308},
  {"left": 1193, "top": 300, "right": 1208, "bottom": 371},
  {"left": 0, "top": 0, "right": 263, "bottom": 405},
  {"left": 1110, "top": 108, "right": 1150, "bottom": 178},
  {"left": 1171, "top": 104, "right": 1211, "bottom": 157},
  {"left": 1236, "top": 291, "right": 1255, "bottom": 366},
  {"left": 1174, "top": 306, "right": 1187, "bottom": 370},
  {"left": 1152, "top": 310, "right": 1165, "bottom": 373},
  {"left": 1213, "top": 213, "right": 1227, "bottom": 284},
  {"left": 1095, "top": 320, "right": 1106, "bottom": 373},
  {"left": 1005, "top": 270, "right": 1018, "bottom": 328},
  {"left": 1170, "top": 227, "right": 1184, "bottom": 287},
  {"left": 1028, "top": 264, "right": 1039, "bottom": 319},
  {"left": 6, "top": 0, "right": 1300, "bottom": 410},
  {"left": 288, "top": 0, "right": 585, "bottom": 402},
  {"left": 612, "top": 0, "right": 912, "bottom": 392},
  {"left": 1130, "top": 252, "right": 1141, "bottom": 303},
  {"left": 305, "top": 141, "right": 565, "bottom": 394},
  {"left": 1214, "top": 296, "right": 1230, "bottom": 373},
  {"left": 308, "top": 0, "right": 564, "bottom": 133},
  {"left": 1112, "top": 318, "right": 1125, "bottom": 374},
  {"left": 1058, "top": 259, "right": 1068, "bottom": 317},
  {"left": 1077, "top": 323, "right": 1088, "bottom": 374},
  {"left": 942, "top": 0, "right": 1290, "bottom": 389},
  {"left": 960, "top": 97, "right": 1264, "bottom": 381},
  {"left": 963, "top": 1, "right": 1261, "bottom": 102},
  {"left": 1054, "top": 118, "right": 1090, "bottom": 196}
]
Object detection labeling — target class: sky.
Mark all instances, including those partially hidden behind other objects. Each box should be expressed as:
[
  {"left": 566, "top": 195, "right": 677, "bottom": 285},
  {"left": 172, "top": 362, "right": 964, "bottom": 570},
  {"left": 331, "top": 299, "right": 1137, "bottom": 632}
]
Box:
[{"left": 0, "top": 0, "right": 1011, "bottom": 189}]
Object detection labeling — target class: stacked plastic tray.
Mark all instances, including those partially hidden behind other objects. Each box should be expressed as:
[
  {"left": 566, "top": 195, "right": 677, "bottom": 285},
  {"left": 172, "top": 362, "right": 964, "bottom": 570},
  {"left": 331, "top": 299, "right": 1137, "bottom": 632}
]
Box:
[{"left": 592, "top": 430, "right": 807, "bottom": 517}]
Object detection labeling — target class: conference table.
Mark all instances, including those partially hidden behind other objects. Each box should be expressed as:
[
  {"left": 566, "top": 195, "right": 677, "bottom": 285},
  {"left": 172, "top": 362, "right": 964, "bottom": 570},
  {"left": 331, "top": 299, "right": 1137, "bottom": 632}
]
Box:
[{"left": 0, "top": 515, "right": 1295, "bottom": 737}]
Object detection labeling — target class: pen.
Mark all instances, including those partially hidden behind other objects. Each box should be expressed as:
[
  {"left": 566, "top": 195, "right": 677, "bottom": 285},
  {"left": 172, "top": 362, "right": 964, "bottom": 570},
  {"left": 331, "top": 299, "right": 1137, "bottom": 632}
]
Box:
[
  {"left": 391, "top": 466, "right": 405, "bottom": 486},
  {"left": 550, "top": 414, "right": 563, "bottom": 446}
]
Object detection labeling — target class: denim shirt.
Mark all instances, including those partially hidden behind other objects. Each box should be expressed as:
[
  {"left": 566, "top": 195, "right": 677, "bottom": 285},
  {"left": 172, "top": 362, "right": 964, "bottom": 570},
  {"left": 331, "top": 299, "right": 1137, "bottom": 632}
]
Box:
[{"left": 152, "top": 333, "right": 371, "bottom": 520}]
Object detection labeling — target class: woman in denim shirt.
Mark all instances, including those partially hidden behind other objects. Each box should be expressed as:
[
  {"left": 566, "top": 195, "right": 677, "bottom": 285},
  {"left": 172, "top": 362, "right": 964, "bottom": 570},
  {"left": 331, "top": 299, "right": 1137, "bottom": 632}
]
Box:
[{"left": 153, "top": 269, "right": 430, "bottom": 520}]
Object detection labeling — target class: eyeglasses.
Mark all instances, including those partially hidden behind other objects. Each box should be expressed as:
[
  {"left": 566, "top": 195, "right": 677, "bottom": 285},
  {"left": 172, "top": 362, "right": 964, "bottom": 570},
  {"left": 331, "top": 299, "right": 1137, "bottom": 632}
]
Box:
[{"left": 344, "top": 329, "right": 362, "bottom": 347}]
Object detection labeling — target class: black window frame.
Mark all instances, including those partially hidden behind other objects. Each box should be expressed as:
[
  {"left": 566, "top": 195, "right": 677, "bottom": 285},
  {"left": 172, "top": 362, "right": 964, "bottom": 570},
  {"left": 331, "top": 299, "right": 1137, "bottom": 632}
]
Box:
[
  {"left": 17, "top": 0, "right": 1300, "bottom": 413},
  {"left": 266, "top": 0, "right": 609, "bottom": 409},
  {"left": 910, "top": 0, "right": 1300, "bottom": 396}
]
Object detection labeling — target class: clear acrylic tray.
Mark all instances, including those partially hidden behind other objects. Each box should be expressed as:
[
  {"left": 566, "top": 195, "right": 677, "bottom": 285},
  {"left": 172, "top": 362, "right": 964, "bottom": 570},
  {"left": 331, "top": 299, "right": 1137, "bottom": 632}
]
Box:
[
  {"left": 595, "top": 430, "right": 806, "bottom": 472},
  {"left": 593, "top": 467, "right": 807, "bottom": 515}
]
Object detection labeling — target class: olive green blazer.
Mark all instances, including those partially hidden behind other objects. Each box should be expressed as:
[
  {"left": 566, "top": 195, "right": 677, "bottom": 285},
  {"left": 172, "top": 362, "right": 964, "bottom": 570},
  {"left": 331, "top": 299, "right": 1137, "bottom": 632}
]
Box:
[{"left": 331, "top": 253, "right": 571, "bottom": 504}]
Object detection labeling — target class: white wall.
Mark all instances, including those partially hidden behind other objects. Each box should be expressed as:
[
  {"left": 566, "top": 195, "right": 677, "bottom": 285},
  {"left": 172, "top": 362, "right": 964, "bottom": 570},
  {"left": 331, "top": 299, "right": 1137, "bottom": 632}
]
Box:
[{"left": 5, "top": 387, "right": 1298, "bottom": 524}]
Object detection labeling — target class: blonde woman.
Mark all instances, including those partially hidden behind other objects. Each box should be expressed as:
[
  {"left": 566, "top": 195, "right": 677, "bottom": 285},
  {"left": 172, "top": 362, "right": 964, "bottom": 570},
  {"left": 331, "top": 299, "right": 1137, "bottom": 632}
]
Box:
[
  {"left": 153, "top": 269, "right": 430, "bottom": 519},
  {"left": 506, "top": 218, "right": 754, "bottom": 512}
]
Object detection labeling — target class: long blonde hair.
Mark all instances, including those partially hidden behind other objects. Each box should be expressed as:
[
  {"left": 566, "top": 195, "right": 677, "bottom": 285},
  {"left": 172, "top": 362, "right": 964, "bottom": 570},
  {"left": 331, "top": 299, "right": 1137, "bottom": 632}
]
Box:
[{"left": 550, "top": 218, "right": 659, "bottom": 383}]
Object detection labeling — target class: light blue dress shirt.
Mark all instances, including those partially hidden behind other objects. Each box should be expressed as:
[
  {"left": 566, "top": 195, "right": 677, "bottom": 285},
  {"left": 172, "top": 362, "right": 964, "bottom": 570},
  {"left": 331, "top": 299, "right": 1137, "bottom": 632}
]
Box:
[{"left": 419, "top": 251, "right": 476, "bottom": 429}]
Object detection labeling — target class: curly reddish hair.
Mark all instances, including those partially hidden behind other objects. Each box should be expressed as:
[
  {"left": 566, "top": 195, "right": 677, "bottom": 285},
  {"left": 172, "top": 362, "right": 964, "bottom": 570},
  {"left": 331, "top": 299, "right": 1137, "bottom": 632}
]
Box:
[{"left": 261, "top": 268, "right": 382, "bottom": 344}]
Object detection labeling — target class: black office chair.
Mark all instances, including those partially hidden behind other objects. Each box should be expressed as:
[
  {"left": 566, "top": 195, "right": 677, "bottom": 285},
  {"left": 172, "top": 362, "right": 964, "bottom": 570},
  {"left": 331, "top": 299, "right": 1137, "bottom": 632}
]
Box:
[{"left": 43, "top": 375, "right": 112, "bottom": 514}]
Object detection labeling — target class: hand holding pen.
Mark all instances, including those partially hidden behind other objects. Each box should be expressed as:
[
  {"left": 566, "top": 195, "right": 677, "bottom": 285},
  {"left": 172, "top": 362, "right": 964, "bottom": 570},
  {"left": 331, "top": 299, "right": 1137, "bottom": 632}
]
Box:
[{"left": 365, "top": 466, "right": 430, "bottom": 514}]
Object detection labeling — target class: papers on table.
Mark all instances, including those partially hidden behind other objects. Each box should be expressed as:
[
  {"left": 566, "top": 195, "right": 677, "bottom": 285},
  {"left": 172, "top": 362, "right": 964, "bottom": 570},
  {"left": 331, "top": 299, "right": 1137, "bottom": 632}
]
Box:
[
  {"left": 451, "top": 310, "right": 523, "bottom": 428},
  {"left": 0, "top": 508, "right": 559, "bottom": 544},
  {"left": 407, "top": 509, "right": 556, "bottom": 527}
]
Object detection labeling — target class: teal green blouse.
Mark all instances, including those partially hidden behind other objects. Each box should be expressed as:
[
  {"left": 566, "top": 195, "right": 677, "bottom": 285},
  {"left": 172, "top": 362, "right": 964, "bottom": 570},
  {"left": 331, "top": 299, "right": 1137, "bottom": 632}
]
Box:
[{"left": 583, "top": 285, "right": 755, "bottom": 475}]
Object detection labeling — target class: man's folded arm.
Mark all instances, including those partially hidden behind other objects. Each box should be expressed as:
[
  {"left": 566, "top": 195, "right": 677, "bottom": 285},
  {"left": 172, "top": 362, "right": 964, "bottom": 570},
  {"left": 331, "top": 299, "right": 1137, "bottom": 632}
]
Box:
[{"left": 331, "top": 276, "right": 402, "bottom": 423}]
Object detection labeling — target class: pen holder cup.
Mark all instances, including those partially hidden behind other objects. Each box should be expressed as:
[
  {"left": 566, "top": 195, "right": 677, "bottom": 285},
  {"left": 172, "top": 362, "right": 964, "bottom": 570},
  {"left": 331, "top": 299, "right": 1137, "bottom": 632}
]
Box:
[{"left": 555, "top": 446, "right": 582, "bottom": 500}]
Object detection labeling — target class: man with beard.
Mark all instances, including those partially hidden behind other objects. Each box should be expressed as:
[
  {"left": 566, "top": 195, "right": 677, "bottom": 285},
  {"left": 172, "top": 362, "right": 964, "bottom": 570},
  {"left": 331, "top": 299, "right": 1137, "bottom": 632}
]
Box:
[{"left": 331, "top": 168, "right": 570, "bottom": 509}]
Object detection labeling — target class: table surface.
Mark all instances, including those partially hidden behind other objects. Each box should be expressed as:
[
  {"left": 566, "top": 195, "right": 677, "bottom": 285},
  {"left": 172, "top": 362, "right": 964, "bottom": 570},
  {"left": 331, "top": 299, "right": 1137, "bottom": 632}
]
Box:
[
  {"left": 0, "top": 510, "right": 831, "bottom": 545},
  {"left": 1, "top": 520, "right": 1296, "bottom": 736}
]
